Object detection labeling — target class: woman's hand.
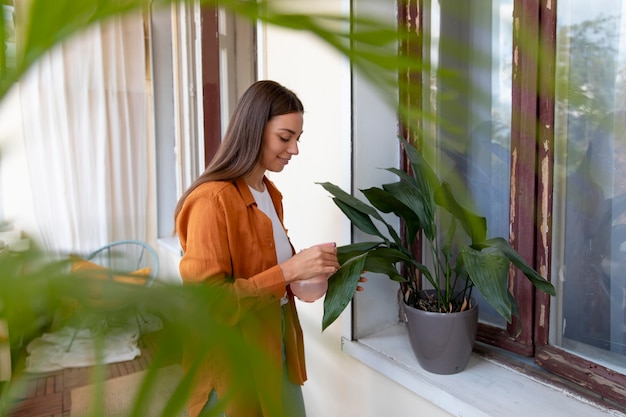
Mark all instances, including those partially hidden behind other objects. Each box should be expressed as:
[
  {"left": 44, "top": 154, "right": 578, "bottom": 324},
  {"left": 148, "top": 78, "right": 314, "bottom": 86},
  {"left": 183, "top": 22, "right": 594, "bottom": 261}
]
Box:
[
  {"left": 356, "top": 275, "right": 368, "bottom": 292},
  {"left": 279, "top": 242, "right": 340, "bottom": 283}
]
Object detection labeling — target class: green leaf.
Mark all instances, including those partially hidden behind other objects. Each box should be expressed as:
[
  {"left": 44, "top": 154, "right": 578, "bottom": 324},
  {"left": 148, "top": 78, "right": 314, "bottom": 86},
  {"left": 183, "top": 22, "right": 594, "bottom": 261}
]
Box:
[
  {"left": 318, "top": 182, "right": 384, "bottom": 221},
  {"left": 460, "top": 246, "right": 515, "bottom": 323},
  {"left": 478, "top": 238, "right": 556, "bottom": 296},
  {"left": 322, "top": 253, "right": 368, "bottom": 331},
  {"left": 334, "top": 198, "right": 386, "bottom": 239},
  {"left": 435, "top": 182, "right": 487, "bottom": 244},
  {"left": 318, "top": 182, "right": 390, "bottom": 240},
  {"left": 319, "top": 182, "right": 402, "bottom": 245},
  {"left": 363, "top": 255, "right": 405, "bottom": 282},
  {"left": 398, "top": 138, "right": 439, "bottom": 216},
  {"left": 337, "top": 245, "right": 407, "bottom": 281},
  {"left": 368, "top": 246, "right": 414, "bottom": 263},
  {"left": 441, "top": 217, "right": 457, "bottom": 264},
  {"left": 380, "top": 181, "right": 434, "bottom": 241},
  {"left": 337, "top": 241, "right": 381, "bottom": 254},
  {"left": 337, "top": 242, "right": 382, "bottom": 263},
  {"left": 361, "top": 186, "right": 421, "bottom": 245},
  {"left": 405, "top": 257, "right": 436, "bottom": 288},
  {"left": 385, "top": 167, "right": 417, "bottom": 186}
]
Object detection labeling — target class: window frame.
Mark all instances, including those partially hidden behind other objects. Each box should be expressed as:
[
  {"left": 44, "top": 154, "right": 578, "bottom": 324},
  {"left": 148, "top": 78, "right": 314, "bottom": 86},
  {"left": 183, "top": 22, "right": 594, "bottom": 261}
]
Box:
[
  {"left": 532, "top": 0, "right": 626, "bottom": 406},
  {"left": 395, "top": 0, "right": 626, "bottom": 408},
  {"left": 493, "top": 0, "right": 541, "bottom": 356},
  {"left": 152, "top": 2, "right": 255, "bottom": 244}
]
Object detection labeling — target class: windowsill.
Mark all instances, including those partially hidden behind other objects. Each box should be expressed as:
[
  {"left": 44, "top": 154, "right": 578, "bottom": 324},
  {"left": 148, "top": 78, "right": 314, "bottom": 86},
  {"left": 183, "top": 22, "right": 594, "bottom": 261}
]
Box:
[{"left": 342, "top": 323, "right": 625, "bottom": 417}]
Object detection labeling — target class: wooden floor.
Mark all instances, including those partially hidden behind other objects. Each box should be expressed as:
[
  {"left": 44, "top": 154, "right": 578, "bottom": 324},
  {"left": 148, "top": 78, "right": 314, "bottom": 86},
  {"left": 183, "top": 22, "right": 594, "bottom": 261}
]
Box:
[{"left": 3, "top": 330, "right": 179, "bottom": 417}]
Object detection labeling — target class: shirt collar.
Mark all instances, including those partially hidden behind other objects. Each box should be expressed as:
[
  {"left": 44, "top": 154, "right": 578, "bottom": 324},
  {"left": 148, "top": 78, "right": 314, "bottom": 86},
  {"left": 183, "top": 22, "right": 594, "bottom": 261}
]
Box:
[
  {"left": 236, "top": 177, "right": 283, "bottom": 210},
  {"left": 236, "top": 178, "right": 257, "bottom": 207}
]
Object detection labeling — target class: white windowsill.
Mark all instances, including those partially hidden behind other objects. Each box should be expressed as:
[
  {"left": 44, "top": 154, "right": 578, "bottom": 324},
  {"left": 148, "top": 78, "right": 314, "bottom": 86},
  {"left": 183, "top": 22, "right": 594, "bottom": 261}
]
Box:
[{"left": 342, "top": 323, "right": 625, "bottom": 417}]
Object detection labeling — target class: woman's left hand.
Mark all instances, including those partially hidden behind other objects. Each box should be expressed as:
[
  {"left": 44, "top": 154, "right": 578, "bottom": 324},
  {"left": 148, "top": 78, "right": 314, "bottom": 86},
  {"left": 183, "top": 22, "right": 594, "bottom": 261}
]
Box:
[{"left": 356, "top": 275, "right": 368, "bottom": 292}]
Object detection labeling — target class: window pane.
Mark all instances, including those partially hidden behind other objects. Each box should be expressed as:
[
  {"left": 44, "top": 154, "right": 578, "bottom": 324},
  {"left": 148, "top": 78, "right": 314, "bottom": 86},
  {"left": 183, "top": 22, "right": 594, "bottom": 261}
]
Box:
[
  {"left": 552, "top": 0, "right": 626, "bottom": 371},
  {"left": 426, "top": 0, "right": 512, "bottom": 327}
]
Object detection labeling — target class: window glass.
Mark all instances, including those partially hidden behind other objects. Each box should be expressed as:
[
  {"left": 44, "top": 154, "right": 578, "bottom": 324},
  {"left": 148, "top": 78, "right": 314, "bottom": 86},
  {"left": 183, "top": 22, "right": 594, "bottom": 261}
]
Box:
[
  {"left": 552, "top": 0, "right": 626, "bottom": 372},
  {"left": 426, "top": 0, "right": 513, "bottom": 327}
]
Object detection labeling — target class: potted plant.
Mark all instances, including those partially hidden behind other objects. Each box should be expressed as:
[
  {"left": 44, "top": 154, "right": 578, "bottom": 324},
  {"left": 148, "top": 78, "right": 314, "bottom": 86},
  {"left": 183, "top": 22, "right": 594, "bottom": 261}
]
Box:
[{"left": 318, "top": 137, "right": 556, "bottom": 374}]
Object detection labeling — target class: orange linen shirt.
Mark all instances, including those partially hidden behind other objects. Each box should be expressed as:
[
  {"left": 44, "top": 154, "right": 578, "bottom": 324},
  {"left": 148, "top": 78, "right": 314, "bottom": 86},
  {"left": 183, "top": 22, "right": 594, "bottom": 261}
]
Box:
[{"left": 176, "top": 178, "right": 306, "bottom": 417}]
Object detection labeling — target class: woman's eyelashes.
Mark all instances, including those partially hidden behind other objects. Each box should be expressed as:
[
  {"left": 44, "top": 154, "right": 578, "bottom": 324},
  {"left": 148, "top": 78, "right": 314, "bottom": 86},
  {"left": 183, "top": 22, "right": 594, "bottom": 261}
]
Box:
[{"left": 279, "top": 136, "right": 301, "bottom": 143}]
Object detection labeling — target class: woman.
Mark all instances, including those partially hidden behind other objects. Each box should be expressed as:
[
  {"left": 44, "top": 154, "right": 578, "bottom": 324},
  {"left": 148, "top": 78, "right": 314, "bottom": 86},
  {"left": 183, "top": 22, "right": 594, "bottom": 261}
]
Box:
[{"left": 174, "top": 80, "right": 342, "bottom": 417}]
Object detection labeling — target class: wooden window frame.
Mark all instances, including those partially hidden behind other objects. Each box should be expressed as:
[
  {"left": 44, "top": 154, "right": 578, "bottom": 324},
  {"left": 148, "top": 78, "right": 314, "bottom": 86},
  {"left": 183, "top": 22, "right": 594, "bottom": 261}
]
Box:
[
  {"left": 532, "top": 0, "right": 626, "bottom": 407},
  {"left": 200, "top": 5, "right": 222, "bottom": 166},
  {"left": 399, "top": 0, "right": 626, "bottom": 408}
]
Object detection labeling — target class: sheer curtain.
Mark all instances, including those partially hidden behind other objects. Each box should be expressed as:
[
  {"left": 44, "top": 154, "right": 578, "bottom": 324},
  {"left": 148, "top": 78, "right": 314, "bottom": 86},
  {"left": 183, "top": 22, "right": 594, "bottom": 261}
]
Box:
[{"left": 19, "top": 13, "right": 152, "bottom": 258}]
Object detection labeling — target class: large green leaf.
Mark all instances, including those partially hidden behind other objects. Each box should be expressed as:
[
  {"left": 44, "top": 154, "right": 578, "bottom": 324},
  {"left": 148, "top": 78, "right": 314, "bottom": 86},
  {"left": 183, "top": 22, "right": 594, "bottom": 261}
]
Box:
[
  {"left": 381, "top": 181, "right": 435, "bottom": 241},
  {"left": 363, "top": 255, "right": 405, "bottom": 282},
  {"left": 367, "top": 246, "right": 414, "bottom": 264},
  {"left": 361, "top": 246, "right": 419, "bottom": 282},
  {"left": 434, "top": 182, "right": 487, "bottom": 244},
  {"left": 477, "top": 238, "right": 556, "bottom": 296},
  {"left": 460, "top": 246, "right": 515, "bottom": 322},
  {"left": 334, "top": 199, "right": 386, "bottom": 240},
  {"left": 385, "top": 167, "right": 417, "bottom": 185},
  {"left": 322, "top": 253, "right": 368, "bottom": 331},
  {"left": 361, "top": 186, "right": 421, "bottom": 245},
  {"left": 318, "top": 182, "right": 383, "bottom": 221},
  {"left": 337, "top": 241, "right": 382, "bottom": 263},
  {"left": 319, "top": 182, "right": 402, "bottom": 245},
  {"left": 398, "top": 138, "right": 439, "bottom": 217},
  {"left": 351, "top": 246, "right": 425, "bottom": 282}
]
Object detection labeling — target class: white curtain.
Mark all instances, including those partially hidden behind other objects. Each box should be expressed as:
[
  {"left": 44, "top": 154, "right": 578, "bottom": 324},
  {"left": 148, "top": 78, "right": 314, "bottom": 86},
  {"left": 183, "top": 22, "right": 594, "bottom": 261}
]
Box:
[{"left": 19, "top": 14, "right": 151, "bottom": 258}]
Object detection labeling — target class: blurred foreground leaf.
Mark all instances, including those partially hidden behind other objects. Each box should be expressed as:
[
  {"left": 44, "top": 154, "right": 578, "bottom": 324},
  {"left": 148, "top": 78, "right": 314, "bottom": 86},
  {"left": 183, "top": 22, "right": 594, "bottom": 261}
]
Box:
[
  {"left": 0, "top": 0, "right": 423, "bottom": 414},
  {"left": 0, "top": 247, "right": 285, "bottom": 416}
]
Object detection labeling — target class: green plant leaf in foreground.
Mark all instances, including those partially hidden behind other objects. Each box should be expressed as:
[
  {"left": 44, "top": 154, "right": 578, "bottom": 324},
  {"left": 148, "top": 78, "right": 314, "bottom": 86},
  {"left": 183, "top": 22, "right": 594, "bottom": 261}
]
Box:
[
  {"left": 0, "top": 248, "right": 284, "bottom": 417},
  {"left": 0, "top": 0, "right": 418, "bottom": 413},
  {"left": 322, "top": 253, "right": 367, "bottom": 331}
]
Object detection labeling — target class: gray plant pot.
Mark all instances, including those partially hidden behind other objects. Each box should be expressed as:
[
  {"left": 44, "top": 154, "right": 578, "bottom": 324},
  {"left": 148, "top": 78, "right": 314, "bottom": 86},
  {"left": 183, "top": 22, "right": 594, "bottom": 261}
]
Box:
[{"left": 403, "top": 296, "right": 478, "bottom": 375}]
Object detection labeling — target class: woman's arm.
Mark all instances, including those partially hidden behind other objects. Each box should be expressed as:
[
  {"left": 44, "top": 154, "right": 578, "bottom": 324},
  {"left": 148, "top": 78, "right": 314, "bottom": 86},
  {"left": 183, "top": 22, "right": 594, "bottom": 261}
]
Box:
[{"left": 176, "top": 188, "right": 337, "bottom": 321}]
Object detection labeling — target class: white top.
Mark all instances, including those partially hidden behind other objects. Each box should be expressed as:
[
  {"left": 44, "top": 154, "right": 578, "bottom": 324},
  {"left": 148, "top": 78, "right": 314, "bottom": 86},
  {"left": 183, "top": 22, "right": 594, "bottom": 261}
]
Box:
[
  {"left": 249, "top": 185, "right": 291, "bottom": 305},
  {"left": 249, "top": 185, "right": 292, "bottom": 263}
]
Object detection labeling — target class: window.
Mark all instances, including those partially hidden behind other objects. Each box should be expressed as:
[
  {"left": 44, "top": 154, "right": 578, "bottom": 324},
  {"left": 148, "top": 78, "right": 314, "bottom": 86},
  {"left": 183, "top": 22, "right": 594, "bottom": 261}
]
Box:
[
  {"left": 351, "top": 0, "right": 626, "bottom": 410},
  {"left": 423, "top": 0, "right": 514, "bottom": 331},
  {"left": 150, "top": 2, "right": 255, "bottom": 243},
  {"left": 551, "top": 0, "right": 626, "bottom": 360},
  {"left": 538, "top": 0, "right": 626, "bottom": 403},
  {"left": 408, "top": 0, "right": 537, "bottom": 354},
  {"left": 424, "top": 0, "right": 626, "bottom": 405}
]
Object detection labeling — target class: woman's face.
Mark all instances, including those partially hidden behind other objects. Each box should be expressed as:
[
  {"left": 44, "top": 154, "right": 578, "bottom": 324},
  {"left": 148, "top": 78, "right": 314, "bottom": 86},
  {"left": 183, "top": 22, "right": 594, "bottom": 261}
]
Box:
[{"left": 259, "top": 112, "right": 303, "bottom": 173}]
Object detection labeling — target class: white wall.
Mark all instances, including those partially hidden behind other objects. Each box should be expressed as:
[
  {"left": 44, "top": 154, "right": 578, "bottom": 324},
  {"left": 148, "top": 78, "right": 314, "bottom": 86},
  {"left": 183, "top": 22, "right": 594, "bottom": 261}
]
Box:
[{"left": 259, "top": 1, "right": 450, "bottom": 416}]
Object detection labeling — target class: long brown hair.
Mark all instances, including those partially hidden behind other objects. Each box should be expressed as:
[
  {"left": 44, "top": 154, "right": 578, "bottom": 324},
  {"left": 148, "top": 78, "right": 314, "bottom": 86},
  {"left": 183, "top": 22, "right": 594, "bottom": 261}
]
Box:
[{"left": 173, "top": 80, "right": 304, "bottom": 222}]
